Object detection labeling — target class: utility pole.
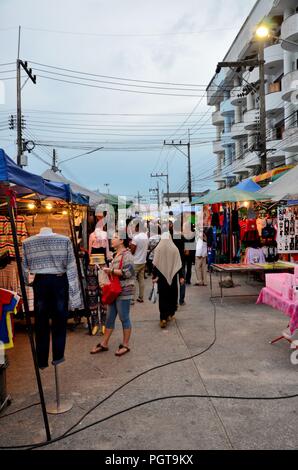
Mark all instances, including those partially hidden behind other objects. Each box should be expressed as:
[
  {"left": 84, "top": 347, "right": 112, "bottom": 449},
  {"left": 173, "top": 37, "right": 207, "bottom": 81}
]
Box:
[
  {"left": 149, "top": 184, "right": 160, "bottom": 213},
  {"left": 216, "top": 56, "right": 267, "bottom": 173},
  {"left": 151, "top": 164, "right": 170, "bottom": 207},
  {"left": 16, "top": 59, "right": 36, "bottom": 167},
  {"left": 258, "top": 41, "right": 267, "bottom": 173},
  {"left": 164, "top": 135, "right": 192, "bottom": 203},
  {"left": 136, "top": 191, "right": 144, "bottom": 212},
  {"left": 51, "top": 149, "right": 59, "bottom": 172}
]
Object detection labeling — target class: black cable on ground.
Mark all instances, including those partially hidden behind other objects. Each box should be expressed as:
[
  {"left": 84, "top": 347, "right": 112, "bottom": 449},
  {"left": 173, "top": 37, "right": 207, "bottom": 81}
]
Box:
[
  {"left": 0, "top": 402, "right": 40, "bottom": 419},
  {"left": 1, "top": 299, "right": 298, "bottom": 450}
]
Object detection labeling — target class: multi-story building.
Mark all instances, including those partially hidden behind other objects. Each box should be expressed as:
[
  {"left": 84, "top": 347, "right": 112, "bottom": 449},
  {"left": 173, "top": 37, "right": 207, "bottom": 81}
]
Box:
[{"left": 207, "top": 0, "right": 298, "bottom": 188}]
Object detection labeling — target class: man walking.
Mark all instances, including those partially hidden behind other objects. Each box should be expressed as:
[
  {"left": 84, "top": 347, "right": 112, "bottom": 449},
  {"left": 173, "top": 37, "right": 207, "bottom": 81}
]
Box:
[{"left": 130, "top": 220, "right": 149, "bottom": 303}]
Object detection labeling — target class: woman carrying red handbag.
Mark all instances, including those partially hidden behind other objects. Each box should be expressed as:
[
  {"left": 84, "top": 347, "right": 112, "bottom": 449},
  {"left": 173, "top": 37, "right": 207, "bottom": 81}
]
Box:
[{"left": 90, "top": 232, "right": 135, "bottom": 356}]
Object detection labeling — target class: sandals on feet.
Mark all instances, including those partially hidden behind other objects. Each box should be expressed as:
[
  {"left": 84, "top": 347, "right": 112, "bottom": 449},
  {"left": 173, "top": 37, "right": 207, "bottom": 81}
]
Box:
[
  {"left": 115, "top": 344, "right": 130, "bottom": 356},
  {"left": 90, "top": 343, "right": 109, "bottom": 354}
]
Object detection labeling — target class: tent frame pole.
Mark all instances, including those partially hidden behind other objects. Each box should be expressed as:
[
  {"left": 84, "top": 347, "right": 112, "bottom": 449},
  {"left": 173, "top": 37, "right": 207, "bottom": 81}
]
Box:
[
  {"left": 6, "top": 197, "right": 51, "bottom": 441},
  {"left": 67, "top": 203, "right": 92, "bottom": 335}
]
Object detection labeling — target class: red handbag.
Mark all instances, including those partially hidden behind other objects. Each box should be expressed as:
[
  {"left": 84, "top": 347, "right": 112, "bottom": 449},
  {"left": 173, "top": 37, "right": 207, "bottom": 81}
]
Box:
[{"left": 101, "top": 255, "right": 124, "bottom": 305}]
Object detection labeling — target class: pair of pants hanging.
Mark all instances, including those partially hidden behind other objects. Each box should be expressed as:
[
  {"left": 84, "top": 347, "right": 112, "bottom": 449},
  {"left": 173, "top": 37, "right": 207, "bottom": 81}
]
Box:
[{"left": 33, "top": 274, "right": 69, "bottom": 369}]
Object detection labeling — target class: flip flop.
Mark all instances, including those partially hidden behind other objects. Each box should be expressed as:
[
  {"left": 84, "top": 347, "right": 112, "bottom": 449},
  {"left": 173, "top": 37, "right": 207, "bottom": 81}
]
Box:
[
  {"left": 115, "top": 344, "right": 130, "bottom": 356},
  {"left": 90, "top": 343, "right": 109, "bottom": 354}
]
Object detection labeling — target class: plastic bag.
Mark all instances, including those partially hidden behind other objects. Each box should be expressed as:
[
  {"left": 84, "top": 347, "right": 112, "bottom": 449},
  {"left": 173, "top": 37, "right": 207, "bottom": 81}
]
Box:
[
  {"left": 148, "top": 283, "right": 158, "bottom": 304},
  {"left": 98, "top": 269, "right": 110, "bottom": 288}
]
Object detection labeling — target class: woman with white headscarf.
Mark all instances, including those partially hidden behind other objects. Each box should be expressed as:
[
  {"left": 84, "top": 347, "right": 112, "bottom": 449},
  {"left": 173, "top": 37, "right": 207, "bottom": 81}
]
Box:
[{"left": 152, "top": 232, "right": 184, "bottom": 328}]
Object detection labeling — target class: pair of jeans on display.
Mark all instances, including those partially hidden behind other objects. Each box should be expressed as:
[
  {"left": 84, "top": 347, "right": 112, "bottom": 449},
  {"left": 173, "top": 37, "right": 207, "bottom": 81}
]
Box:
[{"left": 33, "top": 273, "right": 69, "bottom": 369}]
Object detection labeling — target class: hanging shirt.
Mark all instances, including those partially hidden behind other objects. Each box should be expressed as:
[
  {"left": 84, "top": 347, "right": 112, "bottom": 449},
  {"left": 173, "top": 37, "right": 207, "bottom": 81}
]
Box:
[
  {"left": 0, "top": 289, "right": 20, "bottom": 349},
  {"left": 0, "top": 215, "right": 28, "bottom": 257},
  {"left": 89, "top": 229, "right": 109, "bottom": 257},
  {"left": 22, "top": 234, "right": 82, "bottom": 310}
]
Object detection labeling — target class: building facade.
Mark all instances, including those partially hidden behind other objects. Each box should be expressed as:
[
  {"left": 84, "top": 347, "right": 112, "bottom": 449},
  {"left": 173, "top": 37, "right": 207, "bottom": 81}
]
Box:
[{"left": 207, "top": 0, "right": 298, "bottom": 188}]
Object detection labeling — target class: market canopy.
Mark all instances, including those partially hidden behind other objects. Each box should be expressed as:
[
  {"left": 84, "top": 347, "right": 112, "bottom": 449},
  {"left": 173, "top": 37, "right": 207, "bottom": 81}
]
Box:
[
  {"left": 0, "top": 149, "right": 89, "bottom": 204},
  {"left": 195, "top": 187, "right": 271, "bottom": 205},
  {"left": 257, "top": 164, "right": 298, "bottom": 202},
  {"left": 236, "top": 179, "right": 261, "bottom": 192},
  {"left": 42, "top": 169, "right": 133, "bottom": 208}
]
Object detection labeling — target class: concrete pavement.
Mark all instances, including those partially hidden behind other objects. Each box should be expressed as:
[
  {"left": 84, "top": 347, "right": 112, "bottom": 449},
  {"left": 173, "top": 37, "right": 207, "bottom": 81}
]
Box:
[{"left": 1, "top": 271, "right": 298, "bottom": 450}]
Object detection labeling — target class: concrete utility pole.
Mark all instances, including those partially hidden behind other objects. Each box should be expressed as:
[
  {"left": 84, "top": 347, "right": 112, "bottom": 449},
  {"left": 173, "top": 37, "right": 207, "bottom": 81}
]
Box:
[
  {"left": 164, "top": 135, "right": 192, "bottom": 203},
  {"left": 149, "top": 183, "right": 160, "bottom": 212},
  {"left": 151, "top": 163, "right": 170, "bottom": 207},
  {"left": 52, "top": 149, "right": 59, "bottom": 172},
  {"left": 136, "top": 191, "right": 144, "bottom": 212},
  {"left": 16, "top": 59, "right": 36, "bottom": 167},
  {"left": 258, "top": 40, "right": 267, "bottom": 174},
  {"left": 216, "top": 56, "right": 267, "bottom": 174}
]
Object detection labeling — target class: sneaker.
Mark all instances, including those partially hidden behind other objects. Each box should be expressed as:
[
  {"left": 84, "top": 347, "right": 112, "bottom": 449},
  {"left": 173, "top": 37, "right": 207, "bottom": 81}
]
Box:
[
  {"left": 137, "top": 298, "right": 144, "bottom": 303},
  {"left": 179, "top": 301, "right": 186, "bottom": 306},
  {"left": 160, "top": 320, "right": 167, "bottom": 329}
]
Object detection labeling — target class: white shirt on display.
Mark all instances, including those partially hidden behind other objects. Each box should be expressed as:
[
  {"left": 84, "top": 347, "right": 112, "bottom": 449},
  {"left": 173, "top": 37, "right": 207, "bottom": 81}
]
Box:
[{"left": 131, "top": 232, "right": 149, "bottom": 264}]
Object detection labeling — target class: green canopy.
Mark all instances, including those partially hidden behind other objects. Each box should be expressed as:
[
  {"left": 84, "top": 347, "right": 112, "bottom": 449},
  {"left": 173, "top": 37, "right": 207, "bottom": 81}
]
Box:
[{"left": 194, "top": 187, "right": 271, "bottom": 205}]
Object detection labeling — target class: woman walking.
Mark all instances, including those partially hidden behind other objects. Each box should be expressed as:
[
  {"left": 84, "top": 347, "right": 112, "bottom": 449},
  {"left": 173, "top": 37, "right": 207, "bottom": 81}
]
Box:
[
  {"left": 152, "top": 232, "right": 184, "bottom": 328},
  {"left": 90, "top": 232, "right": 135, "bottom": 356}
]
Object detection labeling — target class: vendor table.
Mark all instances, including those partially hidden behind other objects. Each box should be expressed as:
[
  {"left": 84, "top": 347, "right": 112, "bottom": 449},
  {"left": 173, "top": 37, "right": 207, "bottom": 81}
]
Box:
[
  {"left": 257, "top": 286, "right": 298, "bottom": 346},
  {"left": 210, "top": 262, "right": 295, "bottom": 302}
]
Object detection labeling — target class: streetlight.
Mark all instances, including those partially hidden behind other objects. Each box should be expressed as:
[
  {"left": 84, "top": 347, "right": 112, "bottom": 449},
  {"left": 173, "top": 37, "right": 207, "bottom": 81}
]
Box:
[
  {"left": 104, "top": 183, "right": 110, "bottom": 195},
  {"left": 255, "top": 25, "right": 270, "bottom": 39},
  {"left": 255, "top": 23, "right": 269, "bottom": 174}
]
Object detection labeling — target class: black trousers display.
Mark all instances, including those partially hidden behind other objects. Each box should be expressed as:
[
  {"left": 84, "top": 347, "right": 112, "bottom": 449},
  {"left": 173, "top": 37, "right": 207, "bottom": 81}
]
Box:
[{"left": 33, "top": 274, "right": 69, "bottom": 369}]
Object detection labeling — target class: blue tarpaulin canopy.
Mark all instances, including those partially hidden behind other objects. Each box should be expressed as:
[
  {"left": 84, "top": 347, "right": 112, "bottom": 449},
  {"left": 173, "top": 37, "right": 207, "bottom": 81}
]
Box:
[
  {"left": 236, "top": 179, "right": 261, "bottom": 192},
  {"left": 0, "top": 149, "right": 89, "bottom": 205}
]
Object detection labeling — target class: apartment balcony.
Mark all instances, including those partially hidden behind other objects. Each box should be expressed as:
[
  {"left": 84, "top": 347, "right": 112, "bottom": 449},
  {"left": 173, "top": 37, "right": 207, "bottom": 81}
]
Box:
[
  {"left": 247, "top": 67, "right": 259, "bottom": 84},
  {"left": 212, "top": 109, "right": 224, "bottom": 126},
  {"left": 242, "top": 150, "right": 260, "bottom": 170},
  {"left": 280, "top": 126, "right": 298, "bottom": 152},
  {"left": 243, "top": 108, "right": 259, "bottom": 130},
  {"left": 282, "top": 70, "right": 298, "bottom": 101},
  {"left": 230, "top": 87, "right": 246, "bottom": 106},
  {"left": 264, "top": 43, "right": 283, "bottom": 74},
  {"left": 266, "top": 139, "right": 286, "bottom": 164},
  {"left": 220, "top": 99, "right": 234, "bottom": 116},
  {"left": 213, "top": 140, "right": 224, "bottom": 154},
  {"left": 231, "top": 121, "right": 247, "bottom": 139},
  {"left": 281, "top": 13, "right": 298, "bottom": 52},
  {"left": 213, "top": 169, "right": 225, "bottom": 183},
  {"left": 221, "top": 131, "right": 234, "bottom": 147},
  {"left": 265, "top": 88, "right": 284, "bottom": 116}
]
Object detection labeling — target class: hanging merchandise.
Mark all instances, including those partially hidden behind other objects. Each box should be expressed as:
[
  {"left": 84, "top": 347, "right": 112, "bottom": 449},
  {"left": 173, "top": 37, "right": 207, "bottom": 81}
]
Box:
[{"left": 277, "top": 205, "right": 298, "bottom": 254}]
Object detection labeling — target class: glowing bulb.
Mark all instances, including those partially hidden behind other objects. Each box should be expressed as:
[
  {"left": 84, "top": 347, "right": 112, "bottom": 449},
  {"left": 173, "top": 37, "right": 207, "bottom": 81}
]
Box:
[
  {"left": 243, "top": 201, "right": 249, "bottom": 208},
  {"left": 256, "top": 25, "right": 269, "bottom": 39},
  {"left": 62, "top": 210, "right": 68, "bottom": 215},
  {"left": 46, "top": 203, "right": 53, "bottom": 210},
  {"left": 27, "top": 203, "right": 36, "bottom": 210}
]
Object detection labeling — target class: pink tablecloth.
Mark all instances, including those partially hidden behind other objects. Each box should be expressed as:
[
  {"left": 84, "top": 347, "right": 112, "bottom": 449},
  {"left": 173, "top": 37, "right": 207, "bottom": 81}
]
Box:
[{"left": 257, "top": 287, "right": 298, "bottom": 334}]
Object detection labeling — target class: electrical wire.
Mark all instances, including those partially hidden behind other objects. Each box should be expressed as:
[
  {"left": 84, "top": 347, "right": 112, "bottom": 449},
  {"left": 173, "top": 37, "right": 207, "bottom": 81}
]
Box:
[
  {"left": 0, "top": 402, "right": 40, "bottom": 419},
  {"left": 1, "top": 298, "right": 298, "bottom": 450}
]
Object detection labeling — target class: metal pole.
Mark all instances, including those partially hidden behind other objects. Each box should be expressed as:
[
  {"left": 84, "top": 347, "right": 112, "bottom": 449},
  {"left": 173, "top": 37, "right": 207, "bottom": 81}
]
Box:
[
  {"left": 7, "top": 198, "right": 51, "bottom": 441},
  {"left": 187, "top": 132, "right": 192, "bottom": 203},
  {"left": 16, "top": 59, "right": 22, "bottom": 167},
  {"left": 258, "top": 41, "right": 267, "bottom": 174},
  {"left": 68, "top": 204, "right": 92, "bottom": 335},
  {"left": 166, "top": 163, "right": 170, "bottom": 208}
]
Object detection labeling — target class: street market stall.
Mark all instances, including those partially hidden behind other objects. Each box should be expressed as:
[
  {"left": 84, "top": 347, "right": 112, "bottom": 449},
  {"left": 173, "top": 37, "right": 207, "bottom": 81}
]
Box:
[{"left": 0, "top": 149, "right": 91, "bottom": 439}]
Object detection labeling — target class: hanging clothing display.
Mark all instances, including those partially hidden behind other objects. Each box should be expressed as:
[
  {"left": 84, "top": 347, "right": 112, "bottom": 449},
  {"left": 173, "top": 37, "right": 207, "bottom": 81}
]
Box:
[
  {"left": 0, "top": 261, "right": 34, "bottom": 311},
  {"left": 0, "top": 215, "right": 28, "bottom": 257},
  {"left": 22, "top": 232, "right": 82, "bottom": 369},
  {"left": 86, "top": 264, "right": 107, "bottom": 331},
  {"left": 24, "top": 213, "right": 71, "bottom": 238},
  {"left": 0, "top": 289, "right": 20, "bottom": 350},
  {"left": 22, "top": 233, "right": 82, "bottom": 310}
]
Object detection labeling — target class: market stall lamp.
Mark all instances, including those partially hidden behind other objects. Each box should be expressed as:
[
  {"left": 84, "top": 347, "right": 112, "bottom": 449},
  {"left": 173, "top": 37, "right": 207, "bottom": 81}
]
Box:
[
  {"left": 45, "top": 203, "right": 53, "bottom": 210},
  {"left": 27, "top": 203, "right": 36, "bottom": 210}
]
